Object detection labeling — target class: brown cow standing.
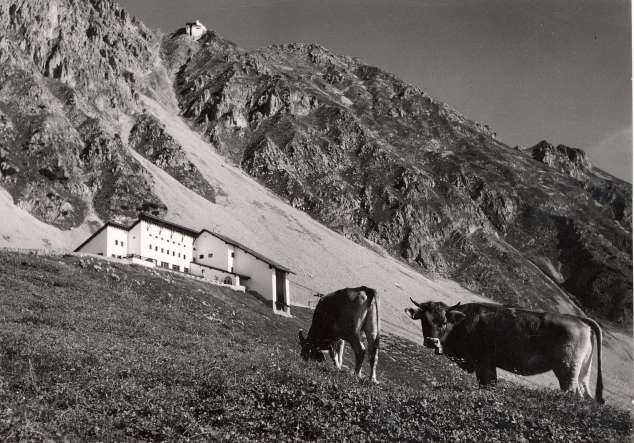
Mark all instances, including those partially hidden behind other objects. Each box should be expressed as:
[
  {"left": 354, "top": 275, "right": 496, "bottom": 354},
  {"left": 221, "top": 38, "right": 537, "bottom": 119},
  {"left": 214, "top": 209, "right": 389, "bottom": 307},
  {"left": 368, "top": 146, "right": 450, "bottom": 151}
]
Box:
[
  {"left": 299, "top": 286, "right": 380, "bottom": 382},
  {"left": 406, "top": 300, "right": 604, "bottom": 403}
]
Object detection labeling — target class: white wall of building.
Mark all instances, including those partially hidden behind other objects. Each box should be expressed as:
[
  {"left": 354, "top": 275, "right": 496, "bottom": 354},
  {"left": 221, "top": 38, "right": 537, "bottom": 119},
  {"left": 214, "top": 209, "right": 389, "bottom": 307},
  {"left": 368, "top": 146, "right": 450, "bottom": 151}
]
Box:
[
  {"left": 192, "top": 231, "right": 291, "bottom": 312},
  {"left": 233, "top": 248, "right": 275, "bottom": 300},
  {"left": 141, "top": 220, "right": 194, "bottom": 272},
  {"left": 130, "top": 257, "right": 156, "bottom": 268},
  {"left": 193, "top": 232, "right": 229, "bottom": 271},
  {"left": 106, "top": 226, "right": 128, "bottom": 258},
  {"left": 186, "top": 21, "right": 206, "bottom": 40},
  {"left": 189, "top": 262, "right": 245, "bottom": 290},
  {"left": 128, "top": 222, "right": 142, "bottom": 256},
  {"left": 77, "top": 228, "right": 109, "bottom": 256},
  {"left": 77, "top": 225, "right": 128, "bottom": 258}
]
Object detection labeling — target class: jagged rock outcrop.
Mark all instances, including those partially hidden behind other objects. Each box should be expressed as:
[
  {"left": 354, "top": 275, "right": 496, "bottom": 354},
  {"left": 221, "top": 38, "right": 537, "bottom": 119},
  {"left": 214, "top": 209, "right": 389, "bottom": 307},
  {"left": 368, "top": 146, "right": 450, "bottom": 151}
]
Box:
[
  {"left": 529, "top": 140, "right": 592, "bottom": 179},
  {"left": 79, "top": 119, "right": 166, "bottom": 222},
  {"left": 527, "top": 140, "right": 632, "bottom": 229},
  {"left": 164, "top": 34, "right": 632, "bottom": 323},
  {"left": 128, "top": 114, "right": 216, "bottom": 203},
  {"left": 1, "top": 0, "right": 156, "bottom": 118},
  {"left": 0, "top": 0, "right": 167, "bottom": 227}
]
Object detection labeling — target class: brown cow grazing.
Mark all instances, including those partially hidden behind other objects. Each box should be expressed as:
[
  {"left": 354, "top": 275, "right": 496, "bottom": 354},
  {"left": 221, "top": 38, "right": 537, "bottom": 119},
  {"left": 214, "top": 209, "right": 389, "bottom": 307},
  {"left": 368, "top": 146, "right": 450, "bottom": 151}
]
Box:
[
  {"left": 406, "top": 300, "right": 604, "bottom": 403},
  {"left": 299, "top": 286, "right": 380, "bottom": 382}
]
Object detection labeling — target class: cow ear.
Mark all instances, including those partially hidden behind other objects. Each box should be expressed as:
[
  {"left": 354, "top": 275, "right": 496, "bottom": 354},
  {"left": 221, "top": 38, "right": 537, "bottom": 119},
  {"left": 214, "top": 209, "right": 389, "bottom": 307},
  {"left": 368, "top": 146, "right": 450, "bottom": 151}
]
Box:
[
  {"left": 405, "top": 307, "right": 419, "bottom": 319},
  {"left": 446, "top": 310, "right": 466, "bottom": 324},
  {"left": 298, "top": 330, "right": 306, "bottom": 343}
]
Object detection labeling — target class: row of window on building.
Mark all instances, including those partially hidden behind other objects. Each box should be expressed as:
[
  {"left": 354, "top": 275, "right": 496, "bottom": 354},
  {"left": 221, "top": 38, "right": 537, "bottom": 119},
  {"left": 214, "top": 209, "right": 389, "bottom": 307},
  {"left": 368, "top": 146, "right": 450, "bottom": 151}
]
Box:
[
  {"left": 148, "top": 244, "right": 187, "bottom": 260},
  {"left": 147, "top": 233, "right": 188, "bottom": 246},
  {"left": 158, "top": 262, "right": 189, "bottom": 273},
  {"left": 193, "top": 249, "right": 234, "bottom": 258},
  {"left": 98, "top": 251, "right": 189, "bottom": 273}
]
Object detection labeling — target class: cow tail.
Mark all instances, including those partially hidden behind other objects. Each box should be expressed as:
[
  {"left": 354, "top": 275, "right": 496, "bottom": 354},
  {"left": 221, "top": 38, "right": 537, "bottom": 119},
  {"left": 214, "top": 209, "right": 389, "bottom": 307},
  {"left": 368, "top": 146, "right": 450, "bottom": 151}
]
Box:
[
  {"left": 375, "top": 290, "right": 380, "bottom": 349},
  {"left": 361, "top": 286, "right": 380, "bottom": 349},
  {"left": 581, "top": 317, "right": 604, "bottom": 404}
]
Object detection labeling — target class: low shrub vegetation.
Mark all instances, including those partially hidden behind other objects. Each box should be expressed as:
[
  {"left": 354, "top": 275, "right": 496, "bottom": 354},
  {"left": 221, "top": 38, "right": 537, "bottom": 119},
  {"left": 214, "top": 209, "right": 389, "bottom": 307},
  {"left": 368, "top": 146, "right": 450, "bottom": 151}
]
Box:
[{"left": 0, "top": 252, "right": 630, "bottom": 441}]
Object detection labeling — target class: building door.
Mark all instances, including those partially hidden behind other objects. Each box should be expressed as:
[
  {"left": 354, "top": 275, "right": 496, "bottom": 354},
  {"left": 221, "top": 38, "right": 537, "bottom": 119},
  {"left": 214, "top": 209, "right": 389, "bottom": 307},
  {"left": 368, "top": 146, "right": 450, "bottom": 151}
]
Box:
[{"left": 275, "top": 270, "right": 287, "bottom": 312}]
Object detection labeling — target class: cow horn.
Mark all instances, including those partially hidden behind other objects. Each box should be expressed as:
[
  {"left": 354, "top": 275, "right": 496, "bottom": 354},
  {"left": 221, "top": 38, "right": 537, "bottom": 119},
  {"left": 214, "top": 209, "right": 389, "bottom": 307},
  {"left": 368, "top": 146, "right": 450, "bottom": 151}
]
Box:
[
  {"left": 410, "top": 297, "right": 423, "bottom": 307},
  {"left": 447, "top": 302, "right": 461, "bottom": 311}
]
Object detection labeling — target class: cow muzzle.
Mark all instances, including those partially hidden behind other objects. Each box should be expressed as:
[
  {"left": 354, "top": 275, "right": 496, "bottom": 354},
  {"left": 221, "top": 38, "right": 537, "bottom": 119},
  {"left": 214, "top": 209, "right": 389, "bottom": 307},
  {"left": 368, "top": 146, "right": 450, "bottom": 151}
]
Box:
[{"left": 424, "top": 337, "right": 443, "bottom": 355}]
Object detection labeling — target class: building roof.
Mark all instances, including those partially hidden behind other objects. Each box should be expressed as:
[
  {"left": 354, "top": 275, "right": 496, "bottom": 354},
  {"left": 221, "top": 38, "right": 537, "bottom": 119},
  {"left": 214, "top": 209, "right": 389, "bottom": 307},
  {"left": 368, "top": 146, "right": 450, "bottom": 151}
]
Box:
[
  {"left": 198, "top": 229, "right": 294, "bottom": 274},
  {"left": 73, "top": 221, "right": 129, "bottom": 252},
  {"left": 139, "top": 214, "right": 199, "bottom": 237}
]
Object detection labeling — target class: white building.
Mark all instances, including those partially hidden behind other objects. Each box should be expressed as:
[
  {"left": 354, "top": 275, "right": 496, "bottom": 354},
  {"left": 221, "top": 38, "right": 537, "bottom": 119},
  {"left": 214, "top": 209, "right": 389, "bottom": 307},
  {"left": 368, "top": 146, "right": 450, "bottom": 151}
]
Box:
[
  {"left": 74, "top": 214, "right": 196, "bottom": 272},
  {"left": 74, "top": 214, "right": 293, "bottom": 314},
  {"left": 185, "top": 20, "right": 207, "bottom": 40},
  {"left": 194, "top": 230, "right": 292, "bottom": 314}
]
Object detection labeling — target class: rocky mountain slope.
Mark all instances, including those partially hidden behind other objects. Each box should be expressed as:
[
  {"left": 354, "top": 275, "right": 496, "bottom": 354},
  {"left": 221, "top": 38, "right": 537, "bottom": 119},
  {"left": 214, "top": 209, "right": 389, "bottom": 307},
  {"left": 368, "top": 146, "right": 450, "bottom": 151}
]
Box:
[
  {"left": 0, "top": 0, "right": 631, "bottom": 330},
  {"left": 0, "top": 0, "right": 167, "bottom": 227},
  {"left": 128, "top": 113, "right": 217, "bottom": 203},
  {"left": 527, "top": 140, "right": 631, "bottom": 228},
  {"left": 164, "top": 33, "right": 632, "bottom": 324}
]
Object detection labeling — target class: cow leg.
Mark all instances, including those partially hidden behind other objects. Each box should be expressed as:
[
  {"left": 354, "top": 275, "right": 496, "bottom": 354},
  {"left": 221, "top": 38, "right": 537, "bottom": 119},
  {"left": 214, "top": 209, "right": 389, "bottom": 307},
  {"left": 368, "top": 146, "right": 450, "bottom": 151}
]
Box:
[
  {"left": 349, "top": 336, "right": 366, "bottom": 378},
  {"left": 328, "top": 346, "right": 337, "bottom": 367},
  {"left": 364, "top": 330, "right": 380, "bottom": 383},
  {"left": 556, "top": 330, "right": 591, "bottom": 398},
  {"left": 475, "top": 361, "right": 497, "bottom": 387},
  {"left": 334, "top": 340, "right": 345, "bottom": 369},
  {"left": 339, "top": 341, "right": 346, "bottom": 368}
]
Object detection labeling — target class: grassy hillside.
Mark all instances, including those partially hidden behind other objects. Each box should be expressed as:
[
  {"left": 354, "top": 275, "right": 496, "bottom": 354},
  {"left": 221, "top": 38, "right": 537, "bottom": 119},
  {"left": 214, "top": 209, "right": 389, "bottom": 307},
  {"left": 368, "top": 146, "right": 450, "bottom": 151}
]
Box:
[{"left": 0, "top": 251, "right": 630, "bottom": 441}]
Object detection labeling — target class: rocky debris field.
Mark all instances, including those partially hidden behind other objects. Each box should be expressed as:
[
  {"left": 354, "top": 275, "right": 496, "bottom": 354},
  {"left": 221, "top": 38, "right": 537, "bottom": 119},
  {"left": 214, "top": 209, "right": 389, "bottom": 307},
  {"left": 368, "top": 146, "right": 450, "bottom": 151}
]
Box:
[{"left": 0, "top": 251, "right": 630, "bottom": 441}]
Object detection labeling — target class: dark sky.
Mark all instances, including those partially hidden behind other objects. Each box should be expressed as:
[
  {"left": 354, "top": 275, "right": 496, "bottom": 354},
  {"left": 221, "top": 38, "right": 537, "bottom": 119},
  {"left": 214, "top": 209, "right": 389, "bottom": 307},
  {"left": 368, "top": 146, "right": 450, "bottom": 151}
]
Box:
[{"left": 117, "top": 0, "right": 632, "bottom": 182}]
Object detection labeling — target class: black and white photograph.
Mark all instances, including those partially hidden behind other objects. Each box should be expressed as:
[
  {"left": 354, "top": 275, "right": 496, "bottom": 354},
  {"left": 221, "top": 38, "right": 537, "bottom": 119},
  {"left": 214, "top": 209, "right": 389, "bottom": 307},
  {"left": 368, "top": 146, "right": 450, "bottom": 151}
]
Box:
[{"left": 0, "top": 0, "right": 631, "bottom": 440}]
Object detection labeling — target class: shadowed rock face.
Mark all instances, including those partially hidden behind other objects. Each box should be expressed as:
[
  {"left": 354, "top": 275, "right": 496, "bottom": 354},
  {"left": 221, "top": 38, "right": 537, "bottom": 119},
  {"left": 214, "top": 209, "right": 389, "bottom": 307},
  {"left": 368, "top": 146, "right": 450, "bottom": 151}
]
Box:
[
  {"left": 128, "top": 114, "right": 216, "bottom": 203},
  {"left": 529, "top": 140, "right": 592, "bottom": 180},
  {"left": 165, "top": 35, "right": 632, "bottom": 324},
  {"left": 0, "top": 1, "right": 630, "bottom": 324},
  {"left": 0, "top": 0, "right": 167, "bottom": 227}
]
